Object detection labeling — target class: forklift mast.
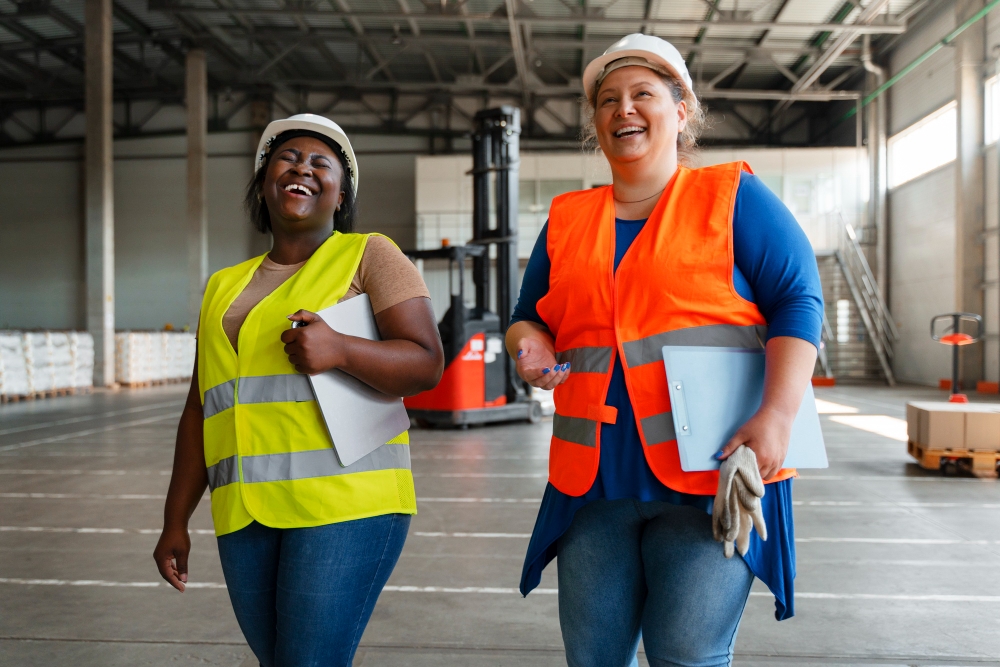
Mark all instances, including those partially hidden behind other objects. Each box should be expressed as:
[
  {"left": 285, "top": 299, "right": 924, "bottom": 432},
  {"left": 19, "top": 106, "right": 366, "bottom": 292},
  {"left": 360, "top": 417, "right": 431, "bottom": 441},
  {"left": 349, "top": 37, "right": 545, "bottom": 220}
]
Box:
[
  {"left": 403, "top": 106, "right": 540, "bottom": 425},
  {"left": 471, "top": 106, "right": 525, "bottom": 404}
]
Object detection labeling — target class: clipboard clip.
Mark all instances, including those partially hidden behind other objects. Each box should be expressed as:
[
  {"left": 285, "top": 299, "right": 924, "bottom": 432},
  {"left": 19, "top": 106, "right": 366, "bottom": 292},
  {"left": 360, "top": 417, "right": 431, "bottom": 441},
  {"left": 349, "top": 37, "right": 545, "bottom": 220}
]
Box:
[{"left": 669, "top": 380, "right": 692, "bottom": 438}]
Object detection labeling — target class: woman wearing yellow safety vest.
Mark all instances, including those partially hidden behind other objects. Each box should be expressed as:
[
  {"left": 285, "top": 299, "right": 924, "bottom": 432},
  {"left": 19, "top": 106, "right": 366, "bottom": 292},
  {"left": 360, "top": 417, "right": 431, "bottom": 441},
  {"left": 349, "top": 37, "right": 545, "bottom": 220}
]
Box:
[{"left": 154, "top": 114, "right": 444, "bottom": 666}]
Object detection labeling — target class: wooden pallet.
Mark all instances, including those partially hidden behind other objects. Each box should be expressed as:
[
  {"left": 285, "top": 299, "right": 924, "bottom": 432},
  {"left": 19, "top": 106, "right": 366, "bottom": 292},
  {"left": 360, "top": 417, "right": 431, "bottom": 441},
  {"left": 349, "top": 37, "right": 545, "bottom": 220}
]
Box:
[
  {"left": 0, "top": 387, "right": 85, "bottom": 403},
  {"left": 908, "top": 441, "right": 1000, "bottom": 478}
]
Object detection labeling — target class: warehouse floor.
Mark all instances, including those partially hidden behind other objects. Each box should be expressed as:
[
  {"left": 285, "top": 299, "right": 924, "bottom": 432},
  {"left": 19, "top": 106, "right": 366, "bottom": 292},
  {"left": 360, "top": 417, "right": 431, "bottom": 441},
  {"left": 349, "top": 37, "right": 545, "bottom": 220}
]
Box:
[{"left": 2, "top": 383, "right": 1000, "bottom": 666}]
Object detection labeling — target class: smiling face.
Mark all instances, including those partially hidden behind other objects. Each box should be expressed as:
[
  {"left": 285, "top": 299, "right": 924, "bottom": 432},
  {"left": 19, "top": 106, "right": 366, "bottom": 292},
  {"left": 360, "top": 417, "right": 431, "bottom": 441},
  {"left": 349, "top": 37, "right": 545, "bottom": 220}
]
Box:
[
  {"left": 261, "top": 135, "right": 346, "bottom": 235},
  {"left": 593, "top": 65, "right": 687, "bottom": 169}
]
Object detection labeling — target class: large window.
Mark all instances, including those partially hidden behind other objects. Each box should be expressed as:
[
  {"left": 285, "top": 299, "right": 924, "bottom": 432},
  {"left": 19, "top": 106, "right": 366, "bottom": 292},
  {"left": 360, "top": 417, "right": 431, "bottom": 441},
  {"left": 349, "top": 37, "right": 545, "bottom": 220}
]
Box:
[
  {"left": 986, "top": 73, "right": 1000, "bottom": 145},
  {"left": 887, "top": 101, "right": 956, "bottom": 189}
]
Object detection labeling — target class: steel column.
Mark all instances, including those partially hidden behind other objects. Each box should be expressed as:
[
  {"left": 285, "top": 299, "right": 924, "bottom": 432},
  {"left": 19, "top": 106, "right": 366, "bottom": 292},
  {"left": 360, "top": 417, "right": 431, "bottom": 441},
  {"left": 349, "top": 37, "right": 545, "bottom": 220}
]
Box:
[
  {"left": 955, "top": 0, "right": 987, "bottom": 388},
  {"left": 186, "top": 48, "right": 208, "bottom": 329},
  {"left": 84, "top": 0, "right": 115, "bottom": 387}
]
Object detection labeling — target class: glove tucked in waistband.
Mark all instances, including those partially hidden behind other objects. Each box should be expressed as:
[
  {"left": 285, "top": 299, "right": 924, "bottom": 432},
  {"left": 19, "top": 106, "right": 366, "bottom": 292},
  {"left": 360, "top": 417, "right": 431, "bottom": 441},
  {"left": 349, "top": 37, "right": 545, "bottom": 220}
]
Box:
[{"left": 712, "top": 445, "right": 767, "bottom": 558}]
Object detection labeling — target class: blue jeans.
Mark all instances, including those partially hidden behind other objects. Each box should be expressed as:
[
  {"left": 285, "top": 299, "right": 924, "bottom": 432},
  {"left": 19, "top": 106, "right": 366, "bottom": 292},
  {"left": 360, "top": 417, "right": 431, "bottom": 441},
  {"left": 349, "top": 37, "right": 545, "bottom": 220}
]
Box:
[
  {"left": 216, "top": 514, "right": 410, "bottom": 667},
  {"left": 556, "top": 499, "right": 753, "bottom": 667}
]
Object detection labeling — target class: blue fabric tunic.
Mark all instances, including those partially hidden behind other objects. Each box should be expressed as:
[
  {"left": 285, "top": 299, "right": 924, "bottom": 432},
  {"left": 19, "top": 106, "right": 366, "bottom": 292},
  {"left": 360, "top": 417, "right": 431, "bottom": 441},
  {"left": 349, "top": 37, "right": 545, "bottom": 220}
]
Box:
[{"left": 511, "top": 172, "right": 823, "bottom": 621}]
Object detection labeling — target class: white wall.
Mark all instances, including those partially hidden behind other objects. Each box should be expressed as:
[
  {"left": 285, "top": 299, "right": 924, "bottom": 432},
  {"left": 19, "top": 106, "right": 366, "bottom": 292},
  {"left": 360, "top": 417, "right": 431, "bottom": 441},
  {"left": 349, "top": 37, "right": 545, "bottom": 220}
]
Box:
[
  {"left": 889, "top": 5, "right": 956, "bottom": 135},
  {"left": 0, "top": 147, "right": 84, "bottom": 331},
  {"left": 699, "top": 147, "right": 866, "bottom": 251},
  {"left": 0, "top": 132, "right": 422, "bottom": 332},
  {"left": 415, "top": 147, "right": 866, "bottom": 321},
  {"left": 889, "top": 164, "right": 956, "bottom": 385}
]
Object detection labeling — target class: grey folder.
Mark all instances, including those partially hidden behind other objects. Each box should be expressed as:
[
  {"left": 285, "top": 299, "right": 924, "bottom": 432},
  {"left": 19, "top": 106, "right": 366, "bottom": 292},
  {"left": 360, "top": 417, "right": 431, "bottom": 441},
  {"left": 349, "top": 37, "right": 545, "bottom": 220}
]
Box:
[
  {"left": 306, "top": 294, "right": 411, "bottom": 468},
  {"left": 661, "top": 345, "right": 828, "bottom": 472}
]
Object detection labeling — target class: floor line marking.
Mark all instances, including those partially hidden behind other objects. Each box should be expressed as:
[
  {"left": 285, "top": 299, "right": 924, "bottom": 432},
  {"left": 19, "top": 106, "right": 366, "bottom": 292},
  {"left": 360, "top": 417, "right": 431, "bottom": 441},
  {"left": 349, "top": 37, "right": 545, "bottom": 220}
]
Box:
[
  {"left": 413, "top": 473, "right": 547, "bottom": 478},
  {"left": 797, "top": 537, "right": 994, "bottom": 545},
  {"left": 417, "top": 497, "right": 542, "bottom": 503},
  {"left": 413, "top": 532, "right": 531, "bottom": 538},
  {"left": 0, "top": 401, "right": 185, "bottom": 437},
  {"left": 0, "top": 493, "right": 168, "bottom": 500},
  {"left": 3, "top": 527, "right": 989, "bottom": 546},
  {"left": 796, "top": 475, "right": 994, "bottom": 483},
  {"left": 0, "top": 526, "right": 215, "bottom": 535},
  {"left": 792, "top": 501, "right": 1000, "bottom": 509},
  {"left": 2, "top": 577, "right": 999, "bottom": 602},
  {"left": 0, "top": 414, "right": 179, "bottom": 453},
  {"left": 0, "top": 577, "right": 225, "bottom": 589},
  {"left": 0, "top": 470, "right": 171, "bottom": 476}
]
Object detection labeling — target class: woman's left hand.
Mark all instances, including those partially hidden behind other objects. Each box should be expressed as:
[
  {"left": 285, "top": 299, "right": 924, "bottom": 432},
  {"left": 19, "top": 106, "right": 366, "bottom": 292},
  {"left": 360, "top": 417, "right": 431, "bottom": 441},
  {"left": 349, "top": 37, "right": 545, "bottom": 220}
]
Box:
[
  {"left": 281, "top": 310, "right": 347, "bottom": 375},
  {"left": 716, "top": 406, "right": 793, "bottom": 481}
]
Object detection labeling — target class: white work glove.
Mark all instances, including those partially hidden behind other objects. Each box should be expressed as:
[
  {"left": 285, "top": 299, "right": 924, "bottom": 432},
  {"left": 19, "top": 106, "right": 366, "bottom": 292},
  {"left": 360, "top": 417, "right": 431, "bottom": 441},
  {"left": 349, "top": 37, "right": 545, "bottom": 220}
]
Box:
[{"left": 712, "top": 445, "right": 767, "bottom": 558}]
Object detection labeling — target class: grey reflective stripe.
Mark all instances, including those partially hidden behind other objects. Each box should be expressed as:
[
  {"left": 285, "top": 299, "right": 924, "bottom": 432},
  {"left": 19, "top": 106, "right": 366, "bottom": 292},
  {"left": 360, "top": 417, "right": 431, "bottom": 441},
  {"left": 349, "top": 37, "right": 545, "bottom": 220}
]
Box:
[
  {"left": 238, "top": 374, "right": 315, "bottom": 405},
  {"left": 552, "top": 414, "right": 597, "bottom": 448},
  {"left": 203, "top": 380, "right": 236, "bottom": 419},
  {"left": 206, "top": 455, "right": 239, "bottom": 491},
  {"left": 241, "top": 443, "right": 411, "bottom": 484},
  {"left": 622, "top": 324, "right": 768, "bottom": 368},
  {"left": 640, "top": 412, "right": 677, "bottom": 446},
  {"left": 555, "top": 346, "right": 614, "bottom": 374}
]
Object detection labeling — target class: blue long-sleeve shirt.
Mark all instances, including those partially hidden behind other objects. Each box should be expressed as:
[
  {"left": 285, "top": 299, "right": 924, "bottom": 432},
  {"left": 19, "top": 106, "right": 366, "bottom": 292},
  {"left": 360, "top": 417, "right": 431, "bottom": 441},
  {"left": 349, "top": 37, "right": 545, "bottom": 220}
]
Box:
[{"left": 512, "top": 172, "right": 823, "bottom": 621}]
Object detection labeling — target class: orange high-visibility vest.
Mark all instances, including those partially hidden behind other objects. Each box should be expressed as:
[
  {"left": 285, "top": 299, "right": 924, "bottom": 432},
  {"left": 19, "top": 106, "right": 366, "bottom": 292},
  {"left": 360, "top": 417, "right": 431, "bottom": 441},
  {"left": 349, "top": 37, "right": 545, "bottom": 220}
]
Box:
[{"left": 536, "top": 161, "right": 796, "bottom": 497}]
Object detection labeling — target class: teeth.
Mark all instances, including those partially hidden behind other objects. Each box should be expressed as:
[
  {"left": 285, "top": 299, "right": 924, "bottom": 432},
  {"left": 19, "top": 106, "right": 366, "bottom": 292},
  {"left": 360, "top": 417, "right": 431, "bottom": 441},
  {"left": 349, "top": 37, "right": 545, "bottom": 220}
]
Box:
[
  {"left": 284, "top": 184, "right": 313, "bottom": 195},
  {"left": 615, "top": 126, "right": 645, "bottom": 137}
]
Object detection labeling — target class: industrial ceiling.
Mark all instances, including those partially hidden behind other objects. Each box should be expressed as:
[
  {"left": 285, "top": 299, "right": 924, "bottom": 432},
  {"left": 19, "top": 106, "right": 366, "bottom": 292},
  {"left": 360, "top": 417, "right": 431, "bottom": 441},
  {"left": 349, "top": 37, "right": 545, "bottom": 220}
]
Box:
[{"left": 0, "top": 0, "right": 938, "bottom": 148}]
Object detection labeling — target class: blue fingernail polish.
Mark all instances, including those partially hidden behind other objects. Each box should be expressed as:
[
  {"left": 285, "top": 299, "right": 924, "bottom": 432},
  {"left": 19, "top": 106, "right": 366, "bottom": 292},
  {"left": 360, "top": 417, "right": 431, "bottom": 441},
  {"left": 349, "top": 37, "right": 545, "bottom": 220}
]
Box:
[
  {"left": 517, "top": 350, "right": 523, "bottom": 358},
  {"left": 715, "top": 449, "right": 726, "bottom": 459},
  {"left": 566, "top": 362, "right": 572, "bottom": 369},
  {"left": 543, "top": 368, "right": 550, "bottom": 374}
]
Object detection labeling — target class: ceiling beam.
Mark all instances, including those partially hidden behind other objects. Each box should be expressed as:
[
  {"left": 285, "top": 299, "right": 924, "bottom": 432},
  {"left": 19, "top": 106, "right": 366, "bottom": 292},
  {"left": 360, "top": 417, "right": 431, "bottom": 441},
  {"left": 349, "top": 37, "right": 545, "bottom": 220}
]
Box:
[
  {"left": 146, "top": 3, "right": 909, "bottom": 33},
  {"left": 791, "top": 0, "right": 892, "bottom": 93}
]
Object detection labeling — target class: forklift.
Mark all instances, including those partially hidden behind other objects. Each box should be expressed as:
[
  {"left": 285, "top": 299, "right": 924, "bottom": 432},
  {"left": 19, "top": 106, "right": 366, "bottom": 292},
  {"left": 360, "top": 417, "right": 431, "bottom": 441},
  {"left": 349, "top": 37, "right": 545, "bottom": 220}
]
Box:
[{"left": 404, "top": 107, "right": 542, "bottom": 426}]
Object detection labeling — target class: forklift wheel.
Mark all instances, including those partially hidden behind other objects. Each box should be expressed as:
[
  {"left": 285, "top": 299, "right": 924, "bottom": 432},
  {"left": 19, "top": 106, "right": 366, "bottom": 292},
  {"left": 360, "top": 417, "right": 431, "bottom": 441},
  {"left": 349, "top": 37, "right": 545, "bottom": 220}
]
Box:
[{"left": 528, "top": 401, "right": 543, "bottom": 424}]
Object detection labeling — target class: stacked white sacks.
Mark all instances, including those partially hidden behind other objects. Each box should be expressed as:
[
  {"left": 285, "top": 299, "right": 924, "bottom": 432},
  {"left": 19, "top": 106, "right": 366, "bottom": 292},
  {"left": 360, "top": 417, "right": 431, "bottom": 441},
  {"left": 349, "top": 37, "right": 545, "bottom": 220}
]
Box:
[
  {"left": 0, "top": 332, "right": 30, "bottom": 399},
  {"left": 115, "top": 332, "right": 196, "bottom": 385},
  {"left": 0, "top": 331, "right": 95, "bottom": 400}
]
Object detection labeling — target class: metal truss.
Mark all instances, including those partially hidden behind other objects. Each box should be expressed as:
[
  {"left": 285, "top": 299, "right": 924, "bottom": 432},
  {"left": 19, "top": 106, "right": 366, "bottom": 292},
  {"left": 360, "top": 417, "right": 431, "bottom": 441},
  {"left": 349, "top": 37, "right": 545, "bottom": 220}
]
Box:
[{"left": 0, "top": 0, "right": 934, "bottom": 148}]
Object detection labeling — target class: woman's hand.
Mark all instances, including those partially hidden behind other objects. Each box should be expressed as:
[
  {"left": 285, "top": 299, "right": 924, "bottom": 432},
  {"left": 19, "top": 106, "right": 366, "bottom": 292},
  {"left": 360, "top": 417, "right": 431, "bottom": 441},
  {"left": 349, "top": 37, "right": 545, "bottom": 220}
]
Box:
[
  {"left": 716, "top": 336, "right": 817, "bottom": 481},
  {"left": 716, "top": 407, "right": 793, "bottom": 481},
  {"left": 515, "top": 336, "right": 571, "bottom": 390},
  {"left": 153, "top": 525, "right": 191, "bottom": 592},
  {"left": 281, "top": 310, "right": 346, "bottom": 375}
]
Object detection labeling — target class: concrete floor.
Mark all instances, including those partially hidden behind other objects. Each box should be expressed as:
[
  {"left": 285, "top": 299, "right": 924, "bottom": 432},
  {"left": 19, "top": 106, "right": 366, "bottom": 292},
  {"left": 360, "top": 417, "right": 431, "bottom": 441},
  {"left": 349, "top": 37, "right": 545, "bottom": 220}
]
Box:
[{"left": 1, "top": 383, "right": 999, "bottom": 666}]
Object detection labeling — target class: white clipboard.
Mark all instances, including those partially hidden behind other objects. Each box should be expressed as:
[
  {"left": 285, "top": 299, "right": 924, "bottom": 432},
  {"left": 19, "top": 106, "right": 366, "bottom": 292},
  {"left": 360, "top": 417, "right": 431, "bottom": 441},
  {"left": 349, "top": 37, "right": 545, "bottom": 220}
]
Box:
[
  {"left": 303, "top": 294, "right": 411, "bottom": 467},
  {"left": 661, "top": 345, "right": 828, "bottom": 472}
]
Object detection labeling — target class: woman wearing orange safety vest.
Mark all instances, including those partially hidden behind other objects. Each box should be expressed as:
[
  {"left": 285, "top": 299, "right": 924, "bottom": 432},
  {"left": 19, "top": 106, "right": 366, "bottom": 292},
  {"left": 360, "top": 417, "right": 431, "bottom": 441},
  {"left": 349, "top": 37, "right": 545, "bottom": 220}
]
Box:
[
  {"left": 507, "top": 35, "right": 823, "bottom": 666},
  {"left": 154, "top": 114, "right": 444, "bottom": 666}
]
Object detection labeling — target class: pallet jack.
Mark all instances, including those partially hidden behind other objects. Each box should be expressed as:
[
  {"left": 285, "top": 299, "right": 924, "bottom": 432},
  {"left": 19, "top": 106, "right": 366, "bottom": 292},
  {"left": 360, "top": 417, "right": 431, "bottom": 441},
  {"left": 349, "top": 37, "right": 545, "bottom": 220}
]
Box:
[
  {"left": 404, "top": 107, "right": 542, "bottom": 426},
  {"left": 931, "top": 312, "right": 983, "bottom": 403}
]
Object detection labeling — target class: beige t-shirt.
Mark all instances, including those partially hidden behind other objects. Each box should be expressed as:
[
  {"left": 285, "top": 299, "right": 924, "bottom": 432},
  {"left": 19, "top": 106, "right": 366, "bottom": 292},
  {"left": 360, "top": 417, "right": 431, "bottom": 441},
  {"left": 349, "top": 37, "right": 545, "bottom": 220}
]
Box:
[{"left": 221, "top": 235, "right": 430, "bottom": 352}]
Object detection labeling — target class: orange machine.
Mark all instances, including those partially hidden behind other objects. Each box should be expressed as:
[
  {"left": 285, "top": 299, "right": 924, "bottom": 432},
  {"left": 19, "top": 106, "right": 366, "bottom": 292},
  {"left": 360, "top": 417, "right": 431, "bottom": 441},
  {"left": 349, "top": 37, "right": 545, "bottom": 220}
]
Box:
[{"left": 404, "top": 108, "right": 541, "bottom": 426}]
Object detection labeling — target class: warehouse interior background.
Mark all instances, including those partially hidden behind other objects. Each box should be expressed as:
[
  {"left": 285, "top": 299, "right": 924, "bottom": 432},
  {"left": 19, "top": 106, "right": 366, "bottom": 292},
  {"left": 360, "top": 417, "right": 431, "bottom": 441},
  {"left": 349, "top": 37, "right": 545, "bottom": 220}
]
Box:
[{"left": 5, "top": 0, "right": 1000, "bottom": 665}]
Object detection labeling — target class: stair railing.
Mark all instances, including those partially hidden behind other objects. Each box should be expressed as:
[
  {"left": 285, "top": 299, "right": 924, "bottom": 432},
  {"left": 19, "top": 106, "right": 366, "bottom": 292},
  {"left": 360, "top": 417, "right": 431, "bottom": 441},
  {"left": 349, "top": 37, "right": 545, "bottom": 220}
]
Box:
[{"left": 834, "top": 221, "right": 899, "bottom": 385}]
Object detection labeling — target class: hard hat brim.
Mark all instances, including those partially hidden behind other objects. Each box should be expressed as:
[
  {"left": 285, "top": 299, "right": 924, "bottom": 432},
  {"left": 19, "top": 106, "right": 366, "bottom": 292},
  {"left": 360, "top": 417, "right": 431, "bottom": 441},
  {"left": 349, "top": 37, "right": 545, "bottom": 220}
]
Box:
[
  {"left": 254, "top": 115, "right": 359, "bottom": 194},
  {"left": 583, "top": 48, "right": 694, "bottom": 106}
]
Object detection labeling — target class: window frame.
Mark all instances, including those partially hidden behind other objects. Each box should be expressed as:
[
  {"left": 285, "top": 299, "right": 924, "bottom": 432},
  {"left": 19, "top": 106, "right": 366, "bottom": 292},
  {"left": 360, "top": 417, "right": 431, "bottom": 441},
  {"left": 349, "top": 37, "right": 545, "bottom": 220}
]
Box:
[{"left": 887, "top": 101, "right": 957, "bottom": 190}]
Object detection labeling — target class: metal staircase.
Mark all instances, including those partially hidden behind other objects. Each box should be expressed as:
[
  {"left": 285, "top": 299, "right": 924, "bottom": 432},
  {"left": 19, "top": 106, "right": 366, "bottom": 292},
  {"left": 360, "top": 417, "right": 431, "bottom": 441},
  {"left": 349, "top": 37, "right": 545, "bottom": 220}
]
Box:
[{"left": 815, "top": 223, "right": 899, "bottom": 385}]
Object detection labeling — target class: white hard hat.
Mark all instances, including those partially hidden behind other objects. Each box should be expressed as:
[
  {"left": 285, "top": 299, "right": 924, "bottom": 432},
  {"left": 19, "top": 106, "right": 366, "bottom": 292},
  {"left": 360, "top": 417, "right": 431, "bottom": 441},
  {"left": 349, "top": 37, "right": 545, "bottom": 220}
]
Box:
[
  {"left": 255, "top": 114, "right": 359, "bottom": 194},
  {"left": 582, "top": 34, "right": 696, "bottom": 107}
]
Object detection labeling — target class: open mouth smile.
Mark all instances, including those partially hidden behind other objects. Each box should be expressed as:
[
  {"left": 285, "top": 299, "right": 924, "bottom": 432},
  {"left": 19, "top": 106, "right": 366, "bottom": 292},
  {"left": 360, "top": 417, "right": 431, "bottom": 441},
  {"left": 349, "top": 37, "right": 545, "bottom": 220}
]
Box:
[
  {"left": 614, "top": 125, "right": 646, "bottom": 138},
  {"left": 283, "top": 183, "right": 315, "bottom": 196}
]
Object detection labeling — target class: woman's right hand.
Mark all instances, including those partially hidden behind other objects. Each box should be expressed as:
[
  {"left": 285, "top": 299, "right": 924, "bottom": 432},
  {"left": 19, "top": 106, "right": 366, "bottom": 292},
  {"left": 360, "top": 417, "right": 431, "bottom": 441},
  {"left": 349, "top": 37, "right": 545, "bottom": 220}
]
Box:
[
  {"left": 154, "top": 525, "right": 191, "bottom": 592},
  {"left": 515, "top": 337, "right": 571, "bottom": 390}
]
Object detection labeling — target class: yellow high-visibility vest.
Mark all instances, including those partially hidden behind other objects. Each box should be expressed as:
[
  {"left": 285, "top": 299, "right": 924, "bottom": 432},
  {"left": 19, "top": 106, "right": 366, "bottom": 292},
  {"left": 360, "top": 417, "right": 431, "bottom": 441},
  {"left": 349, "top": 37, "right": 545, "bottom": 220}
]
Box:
[{"left": 198, "top": 232, "right": 414, "bottom": 537}]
